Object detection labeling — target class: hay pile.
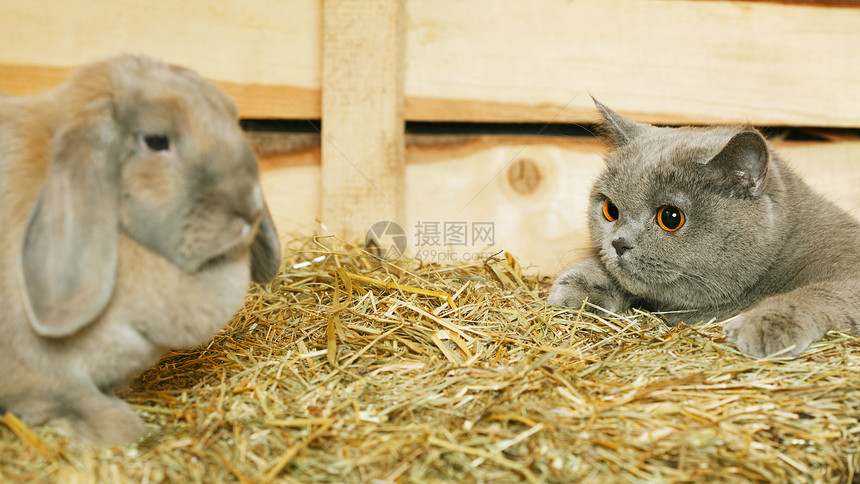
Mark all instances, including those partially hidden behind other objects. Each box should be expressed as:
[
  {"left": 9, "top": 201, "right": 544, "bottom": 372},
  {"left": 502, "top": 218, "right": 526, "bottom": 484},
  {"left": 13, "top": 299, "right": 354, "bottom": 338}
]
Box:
[{"left": 1, "top": 237, "right": 858, "bottom": 483}]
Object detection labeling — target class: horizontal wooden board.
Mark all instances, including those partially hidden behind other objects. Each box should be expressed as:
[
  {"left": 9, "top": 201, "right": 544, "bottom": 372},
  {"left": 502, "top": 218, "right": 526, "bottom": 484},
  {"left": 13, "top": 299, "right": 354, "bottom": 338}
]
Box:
[
  {"left": 2, "top": 0, "right": 860, "bottom": 126},
  {"left": 259, "top": 135, "right": 860, "bottom": 275},
  {"left": 403, "top": 0, "right": 860, "bottom": 126},
  {"left": 0, "top": 64, "right": 320, "bottom": 120},
  {"left": 0, "top": 0, "right": 322, "bottom": 118}
]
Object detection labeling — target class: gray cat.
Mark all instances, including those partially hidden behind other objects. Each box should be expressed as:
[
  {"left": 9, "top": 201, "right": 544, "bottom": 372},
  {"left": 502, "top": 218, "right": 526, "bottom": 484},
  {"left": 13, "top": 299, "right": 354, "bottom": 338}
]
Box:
[{"left": 549, "top": 99, "right": 860, "bottom": 358}]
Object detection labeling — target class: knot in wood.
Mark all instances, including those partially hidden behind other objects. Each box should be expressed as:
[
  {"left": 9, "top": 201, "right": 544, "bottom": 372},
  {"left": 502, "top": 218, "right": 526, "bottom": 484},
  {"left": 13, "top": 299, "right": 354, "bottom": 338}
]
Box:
[{"left": 507, "top": 157, "right": 542, "bottom": 196}]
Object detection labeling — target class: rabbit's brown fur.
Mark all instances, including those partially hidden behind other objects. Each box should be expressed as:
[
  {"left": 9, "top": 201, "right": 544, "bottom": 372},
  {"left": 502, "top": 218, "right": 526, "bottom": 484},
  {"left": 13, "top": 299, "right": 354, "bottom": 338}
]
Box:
[{"left": 0, "top": 54, "right": 281, "bottom": 444}]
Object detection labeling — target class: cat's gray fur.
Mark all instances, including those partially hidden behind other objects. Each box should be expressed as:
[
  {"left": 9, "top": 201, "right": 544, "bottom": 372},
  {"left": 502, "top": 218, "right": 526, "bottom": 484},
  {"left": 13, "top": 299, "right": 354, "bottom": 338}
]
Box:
[{"left": 549, "top": 99, "right": 860, "bottom": 357}]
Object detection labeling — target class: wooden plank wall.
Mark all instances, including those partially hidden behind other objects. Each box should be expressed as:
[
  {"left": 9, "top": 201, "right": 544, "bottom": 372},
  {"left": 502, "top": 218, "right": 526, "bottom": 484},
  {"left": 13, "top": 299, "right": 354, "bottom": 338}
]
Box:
[
  {"left": 3, "top": 1, "right": 860, "bottom": 125},
  {"left": 1, "top": 0, "right": 858, "bottom": 274}
]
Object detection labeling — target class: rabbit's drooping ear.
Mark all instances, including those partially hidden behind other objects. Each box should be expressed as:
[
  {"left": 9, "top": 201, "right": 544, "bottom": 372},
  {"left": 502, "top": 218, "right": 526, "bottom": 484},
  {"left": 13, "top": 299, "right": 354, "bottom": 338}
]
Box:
[
  {"left": 19, "top": 102, "right": 121, "bottom": 338},
  {"left": 250, "top": 203, "right": 281, "bottom": 283}
]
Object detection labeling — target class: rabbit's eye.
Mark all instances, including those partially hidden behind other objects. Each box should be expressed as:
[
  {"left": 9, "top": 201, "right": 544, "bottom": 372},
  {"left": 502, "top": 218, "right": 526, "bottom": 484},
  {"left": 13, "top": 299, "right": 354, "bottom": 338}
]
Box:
[{"left": 143, "top": 134, "right": 170, "bottom": 152}]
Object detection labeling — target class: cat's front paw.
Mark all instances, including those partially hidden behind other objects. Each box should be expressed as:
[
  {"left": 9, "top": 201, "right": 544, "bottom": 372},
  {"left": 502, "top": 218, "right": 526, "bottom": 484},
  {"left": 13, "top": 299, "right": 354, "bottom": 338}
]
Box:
[
  {"left": 548, "top": 277, "right": 591, "bottom": 309},
  {"left": 548, "top": 261, "right": 628, "bottom": 314},
  {"left": 723, "top": 308, "right": 816, "bottom": 358}
]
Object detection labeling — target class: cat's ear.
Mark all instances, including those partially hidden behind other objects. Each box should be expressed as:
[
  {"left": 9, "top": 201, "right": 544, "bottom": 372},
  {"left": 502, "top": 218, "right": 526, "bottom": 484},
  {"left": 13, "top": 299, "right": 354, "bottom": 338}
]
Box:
[
  {"left": 701, "top": 130, "right": 769, "bottom": 197},
  {"left": 592, "top": 97, "right": 645, "bottom": 146}
]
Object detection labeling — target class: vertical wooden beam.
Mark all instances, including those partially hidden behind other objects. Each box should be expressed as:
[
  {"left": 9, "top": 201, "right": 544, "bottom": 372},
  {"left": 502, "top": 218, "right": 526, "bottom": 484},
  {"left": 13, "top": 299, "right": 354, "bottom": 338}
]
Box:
[{"left": 321, "top": 0, "right": 406, "bottom": 241}]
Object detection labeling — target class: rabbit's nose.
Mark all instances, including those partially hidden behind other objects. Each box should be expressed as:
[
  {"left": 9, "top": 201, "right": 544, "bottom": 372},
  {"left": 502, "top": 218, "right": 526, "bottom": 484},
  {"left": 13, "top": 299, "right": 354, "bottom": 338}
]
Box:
[{"left": 234, "top": 185, "right": 264, "bottom": 225}]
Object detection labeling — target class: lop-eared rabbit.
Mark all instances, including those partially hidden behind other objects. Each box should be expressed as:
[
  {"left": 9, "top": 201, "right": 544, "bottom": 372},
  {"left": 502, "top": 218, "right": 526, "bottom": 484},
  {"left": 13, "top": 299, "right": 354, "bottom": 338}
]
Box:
[{"left": 0, "top": 54, "right": 281, "bottom": 444}]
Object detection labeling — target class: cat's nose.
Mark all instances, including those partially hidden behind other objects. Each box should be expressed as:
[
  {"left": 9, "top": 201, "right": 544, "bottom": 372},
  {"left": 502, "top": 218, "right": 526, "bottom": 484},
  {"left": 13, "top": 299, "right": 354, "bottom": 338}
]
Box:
[{"left": 612, "top": 238, "right": 633, "bottom": 256}]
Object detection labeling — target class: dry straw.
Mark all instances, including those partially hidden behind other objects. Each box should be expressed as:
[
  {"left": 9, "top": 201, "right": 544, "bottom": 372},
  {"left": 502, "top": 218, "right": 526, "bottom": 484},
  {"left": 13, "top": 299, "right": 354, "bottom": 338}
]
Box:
[{"left": 1, "top": 237, "right": 858, "bottom": 483}]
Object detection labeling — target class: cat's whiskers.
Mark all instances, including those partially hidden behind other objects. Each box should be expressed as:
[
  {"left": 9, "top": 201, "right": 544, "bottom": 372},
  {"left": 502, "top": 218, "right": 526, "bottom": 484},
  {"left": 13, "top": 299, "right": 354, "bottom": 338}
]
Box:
[{"left": 633, "top": 255, "right": 733, "bottom": 309}]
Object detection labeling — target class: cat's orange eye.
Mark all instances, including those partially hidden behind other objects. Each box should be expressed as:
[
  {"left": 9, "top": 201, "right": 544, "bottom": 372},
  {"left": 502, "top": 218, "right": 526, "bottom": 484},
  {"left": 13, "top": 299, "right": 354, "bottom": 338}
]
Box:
[
  {"left": 602, "top": 198, "right": 619, "bottom": 222},
  {"left": 657, "top": 205, "right": 685, "bottom": 232}
]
